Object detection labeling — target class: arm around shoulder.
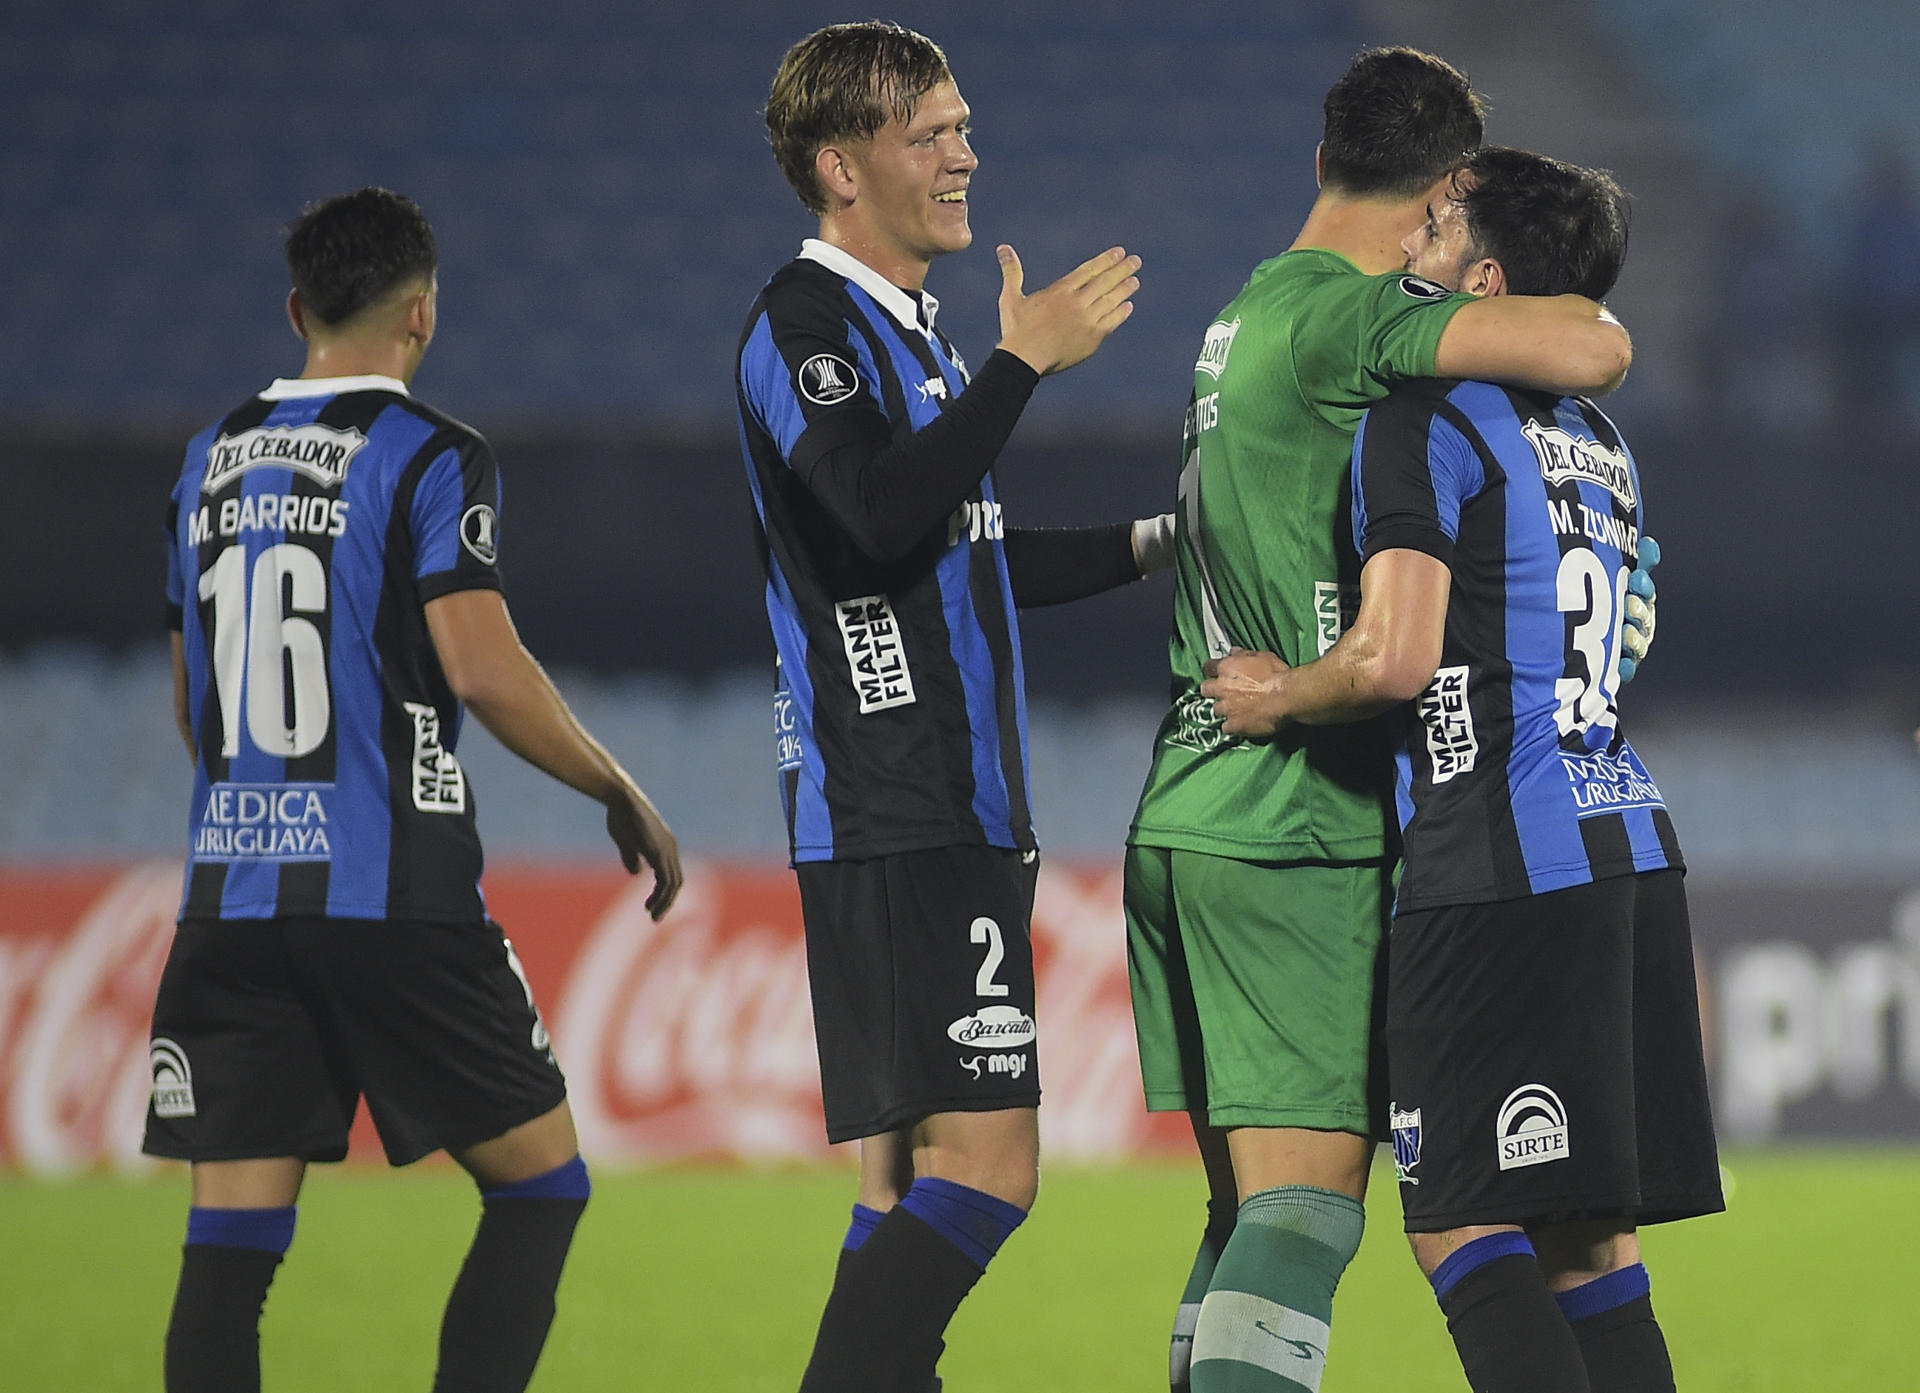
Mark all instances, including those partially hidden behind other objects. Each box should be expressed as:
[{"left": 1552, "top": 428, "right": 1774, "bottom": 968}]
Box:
[{"left": 1434, "top": 295, "right": 1631, "bottom": 396}]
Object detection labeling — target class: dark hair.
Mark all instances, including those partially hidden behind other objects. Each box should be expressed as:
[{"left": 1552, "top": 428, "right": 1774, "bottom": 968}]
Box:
[
  {"left": 1321, "top": 47, "right": 1486, "bottom": 199},
  {"left": 284, "top": 188, "right": 437, "bottom": 327},
  {"left": 766, "top": 22, "right": 952, "bottom": 215},
  {"left": 1454, "top": 147, "right": 1630, "bottom": 299}
]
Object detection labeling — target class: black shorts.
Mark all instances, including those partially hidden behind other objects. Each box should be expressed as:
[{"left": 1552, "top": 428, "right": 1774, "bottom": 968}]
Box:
[
  {"left": 1387, "top": 868, "right": 1723, "bottom": 1232},
  {"left": 144, "top": 916, "right": 568, "bottom": 1167},
  {"left": 796, "top": 844, "right": 1041, "bottom": 1143}
]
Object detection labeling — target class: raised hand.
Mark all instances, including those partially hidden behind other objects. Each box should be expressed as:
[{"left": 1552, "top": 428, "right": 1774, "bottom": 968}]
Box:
[{"left": 995, "top": 243, "right": 1141, "bottom": 376}]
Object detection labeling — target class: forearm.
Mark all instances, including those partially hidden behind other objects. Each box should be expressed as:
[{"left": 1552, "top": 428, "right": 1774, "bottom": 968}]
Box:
[
  {"left": 1436, "top": 295, "right": 1632, "bottom": 396},
  {"left": 1273, "top": 641, "right": 1410, "bottom": 726},
  {"left": 1004, "top": 522, "right": 1139, "bottom": 607},
  {"left": 459, "top": 647, "right": 628, "bottom": 805},
  {"left": 798, "top": 350, "right": 1039, "bottom": 560}
]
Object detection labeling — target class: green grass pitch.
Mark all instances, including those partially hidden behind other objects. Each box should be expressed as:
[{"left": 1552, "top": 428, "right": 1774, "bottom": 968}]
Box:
[{"left": 4, "top": 1150, "right": 1912, "bottom": 1390}]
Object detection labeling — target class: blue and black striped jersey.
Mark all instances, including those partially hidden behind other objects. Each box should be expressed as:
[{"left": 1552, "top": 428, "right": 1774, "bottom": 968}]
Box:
[
  {"left": 1352, "top": 378, "right": 1682, "bottom": 911},
  {"left": 165, "top": 375, "right": 502, "bottom": 922},
  {"left": 736, "top": 240, "right": 1033, "bottom": 864}
]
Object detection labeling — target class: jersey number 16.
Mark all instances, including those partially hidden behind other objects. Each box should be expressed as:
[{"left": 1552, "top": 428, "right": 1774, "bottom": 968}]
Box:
[{"left": 197, "top": 542, "right": 332, "bottom": 758}]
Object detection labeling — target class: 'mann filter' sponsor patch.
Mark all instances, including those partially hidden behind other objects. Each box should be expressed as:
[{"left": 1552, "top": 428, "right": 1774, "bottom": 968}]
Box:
[
  {"left": 1313, "top": 580, "right": 1359, "bottom": 656},
  {"left": 1418, "top": 666, "right": 1478, "bottom": 783},
  {"left": 835, "top": 594, "right": 915, "bottom": 713},
  {"left": 404, "top": 702, "right": 467, "bottom": 813},
  {"left": 204, "top": 423, "right": 368, "bottom": 494}
]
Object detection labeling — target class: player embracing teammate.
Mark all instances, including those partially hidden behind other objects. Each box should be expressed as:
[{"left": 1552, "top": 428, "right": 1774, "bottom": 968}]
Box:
[{"left": 1203, "top": 146, "right": 1724, "bottom": 1392}]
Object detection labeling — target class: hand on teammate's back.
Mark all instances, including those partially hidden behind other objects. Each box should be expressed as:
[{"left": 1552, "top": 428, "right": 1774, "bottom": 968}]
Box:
[
  {"left": 995, "top": 244, "right": 1141, "bottom": 376},
  {"left": 606, "top": 778, "right": 683, "bottom": 919}
]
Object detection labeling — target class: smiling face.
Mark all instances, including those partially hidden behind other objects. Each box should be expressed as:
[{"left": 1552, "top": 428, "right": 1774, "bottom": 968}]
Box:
[{"left": 822, "top": 79, "right": 976, "bottom": 286}]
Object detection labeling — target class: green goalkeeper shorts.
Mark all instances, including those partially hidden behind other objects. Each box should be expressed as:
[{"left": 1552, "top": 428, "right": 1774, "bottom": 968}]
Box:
[{"left": 1123, "top": 844, "right": 1393, "bottom": 1134}]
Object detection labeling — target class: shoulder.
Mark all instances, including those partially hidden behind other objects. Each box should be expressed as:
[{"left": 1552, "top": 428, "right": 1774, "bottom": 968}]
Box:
[
  {"left": 385, "top": 395, "right": 491, "bottom": 459},
  {"left": 1368, "top": 377, "right": 1466, "bottom": 429},
  {"left": 759, "top": 258, "right": 858, "bottom": 323}
]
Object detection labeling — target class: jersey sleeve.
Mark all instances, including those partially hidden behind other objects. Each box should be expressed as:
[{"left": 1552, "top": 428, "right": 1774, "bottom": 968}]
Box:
[
  {"left": 412, "top": 436, "right": 505, "bottom": 602},
  {"left": 740, "top": 274, "right": 892, "bottom": 474},
  {"left": 1352, "top": 388, "right": 1489, "bottom": 568},
  {"left": 1294, "top": 272, "right": 1474, "bottom": 419},
  {"left": 164, "top": 479, "right": 185, "bottom": 631}
]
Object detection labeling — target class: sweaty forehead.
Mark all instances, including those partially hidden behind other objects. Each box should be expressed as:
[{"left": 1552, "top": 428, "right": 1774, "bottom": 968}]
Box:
[{"left": 901, "top": 80, "right": 967, "bottom": 133}]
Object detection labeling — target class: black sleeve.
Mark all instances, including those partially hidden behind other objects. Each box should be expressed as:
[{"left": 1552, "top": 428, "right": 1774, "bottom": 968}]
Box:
[
  {"left": 794, "top": 349, "right": 1040, "bottom": 561},
  {"left": 1003, "top": 522, "right": 1141, "bottom": 607}
]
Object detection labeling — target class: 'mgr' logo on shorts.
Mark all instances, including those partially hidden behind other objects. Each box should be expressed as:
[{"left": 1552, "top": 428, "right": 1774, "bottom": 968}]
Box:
[
  {"left": 151, "top": 1038, "right": 197, "bottom": 1118},
  {"left": 1496, "top": 1083, "right": 1570, "bottom": 1170}
]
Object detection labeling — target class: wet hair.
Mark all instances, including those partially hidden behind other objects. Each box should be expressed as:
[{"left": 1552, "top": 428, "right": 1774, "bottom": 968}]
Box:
[
  {"left": 766, "top": 21, "right": 953, "bottom": 215},
  {"left": 284, "top": 187, "right": 437, "bottom": 327},
  {"left": 1454, "top": 146, "right": 1630, "bottom": 299},
  {"left": 1320, "top": 47, "right": 1486, "bottom": 199}
]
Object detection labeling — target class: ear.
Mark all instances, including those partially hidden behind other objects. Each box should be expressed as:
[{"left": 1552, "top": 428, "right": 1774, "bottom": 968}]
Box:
[
  {"left": 1314, "top": 142, "right": 1325, "bottom": 189},
  {"left": 815, "top": 142, "right": 859, "bottom": 207},
  {"left": 1465, "top": 257, "right": 1507, "bottom": 298},
  {"left": 286, "top": 289, "right": 310, "bottom": 342},
  {"left": 406, "top": 283, "right": 436, "bottom": 345}
]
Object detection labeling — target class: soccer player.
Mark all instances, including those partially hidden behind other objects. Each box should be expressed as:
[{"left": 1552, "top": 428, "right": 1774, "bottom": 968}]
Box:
[
  {"left": 147, "top": 188, "right": 682, "bottom": 1393},
  {"left": 1123, "top": 49, "right": 1642, "bottom": 1393},
  {"left": 1202, "top": 146, "right": 1723, "bottom": 1393},
  {"left": 739, "top": 22, "right": 1170, "bottom": 1393}
]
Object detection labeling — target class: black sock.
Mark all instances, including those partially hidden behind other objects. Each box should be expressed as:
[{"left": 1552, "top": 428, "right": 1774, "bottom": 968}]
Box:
[
  {"left": 1436, "top": 1252, "right": 1590, "bottom": 1393},
  {"left": 164, "top": 1244, "right": 284, "bottom": 1393},
  {"left": 432, "top": 1195, "right": 587, "bottom": 1393},
  {"left": 1567, "top": 1293, "right": 1674, "bottom": 1392},
  {"left": 798, "top": 1207, "right": 984, "bottom": 1393}
]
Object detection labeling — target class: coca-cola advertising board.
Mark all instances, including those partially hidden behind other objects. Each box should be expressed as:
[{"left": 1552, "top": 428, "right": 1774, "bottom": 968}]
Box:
[
  {"left": 0, "top": 860, "right": 1189, "bottom": 1174},
  {"left": 4, "top": 863, "right": 1915, "bottom": 1174}
]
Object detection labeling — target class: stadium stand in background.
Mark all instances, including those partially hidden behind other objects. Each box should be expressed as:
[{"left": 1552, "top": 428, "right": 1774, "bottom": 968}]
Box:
[{"left": 3, "top": 0, "right": 1918, "bottom": 862}]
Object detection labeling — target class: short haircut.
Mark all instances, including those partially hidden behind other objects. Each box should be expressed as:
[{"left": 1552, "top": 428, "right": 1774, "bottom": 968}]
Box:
[
  {"left": 766, "top": 22, "right": 953, "bottom": 215},
  {"left": 1454, "top": 147, "right": 1630, "bottom": 300},
  {"left": 1321, "top": 47, "right": 1487, "bottom": 199},
  {"left": 284, "top": 188, "right": 437, "bottom": 327}
]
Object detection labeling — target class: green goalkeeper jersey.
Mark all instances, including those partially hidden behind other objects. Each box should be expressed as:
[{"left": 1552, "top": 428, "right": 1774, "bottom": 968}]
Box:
[{"left": 1129, "top": 248, "right": 1474, "bottom": 861}]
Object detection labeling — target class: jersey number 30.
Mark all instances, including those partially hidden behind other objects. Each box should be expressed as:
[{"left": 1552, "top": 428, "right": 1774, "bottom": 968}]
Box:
[
  {"left": 1554, "top": 548, "right": 1626, "bottom": 740},
  {"left": 198, "top": 543, "right": 331, "bottom": 758}
]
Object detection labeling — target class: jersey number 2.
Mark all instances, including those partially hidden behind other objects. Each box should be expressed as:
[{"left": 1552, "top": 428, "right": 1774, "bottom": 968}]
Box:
[{"left": 198, "top": 543, "right": 331, "bottom": 758}]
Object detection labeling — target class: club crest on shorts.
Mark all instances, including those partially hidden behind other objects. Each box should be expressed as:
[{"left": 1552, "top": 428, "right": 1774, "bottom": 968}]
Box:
[
  {"left": 1496, "top": 1083, "right": 1570, "bottom": 1170},
  {"left": 1389, "top": 1102, "right": 1422, "bottom": 1184},
  {"left": 150, "top": 1038, "right": 197, "bottom": 1118}
]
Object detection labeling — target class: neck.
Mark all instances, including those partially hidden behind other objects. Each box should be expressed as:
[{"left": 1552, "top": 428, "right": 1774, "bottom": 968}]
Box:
[
  {"left": 818, "top": 217, "right": 930, "bottom": 291},
  {"left": 1289, "top": 191, "right": 1426, "bottom": 274},
  {"left": 299, "top": 337, "right": 417, "bottom": 385}
]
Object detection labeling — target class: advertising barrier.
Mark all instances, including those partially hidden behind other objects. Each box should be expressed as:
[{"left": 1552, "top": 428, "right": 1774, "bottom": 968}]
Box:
[{"left": 1, "top": 863, "right": 1914, "bottom": 1173}]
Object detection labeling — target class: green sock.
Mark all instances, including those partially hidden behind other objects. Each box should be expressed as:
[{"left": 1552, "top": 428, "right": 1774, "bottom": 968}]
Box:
[
  {"left": 1173, "top": 1200, "right": 1239, "bottom": 1391},
  {"left": 1190, "top": 1186, "right": 1365, "bottom": 1393}
]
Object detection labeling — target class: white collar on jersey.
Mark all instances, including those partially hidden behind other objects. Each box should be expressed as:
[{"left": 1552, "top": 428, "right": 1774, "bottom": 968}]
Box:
[
  {"left": 798, "top": 239, "right": 940, "bottom": 335},
  {"left": 259, "top": 374, "right": 411, "bottom": 400}
]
